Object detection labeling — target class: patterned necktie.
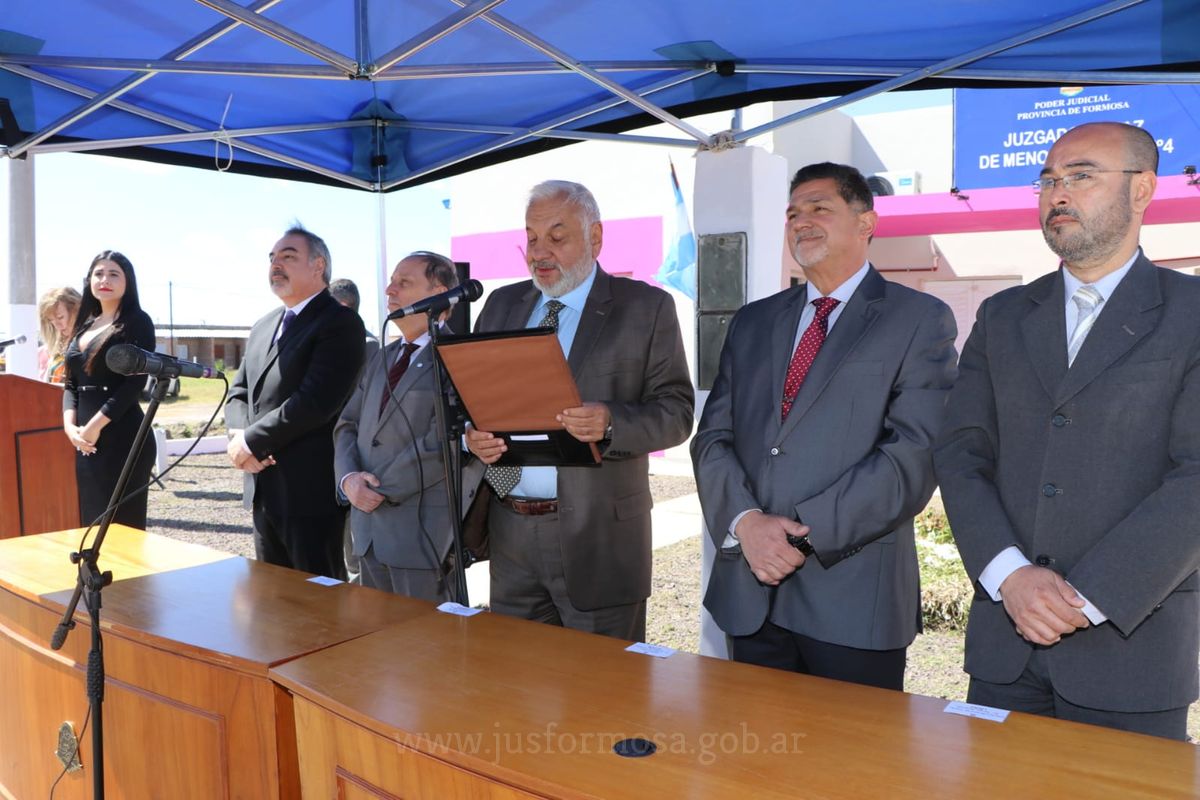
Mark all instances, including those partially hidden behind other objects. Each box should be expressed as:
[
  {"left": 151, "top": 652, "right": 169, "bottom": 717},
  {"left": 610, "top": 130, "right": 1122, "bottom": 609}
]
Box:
[
  {"left": 1067, "top": 284, "right": 1103, "bottom": 367},
  {"left": 485, "top": 300, "right": 566, "bottom": 497},
  {"left": 273, "top": 308, "right": 296, "bottom": 346},
  {"left": 781, "top": 297, "right": 840, "bottom": 421},
  {"left": 378, "top": 342, "right": 419, "bottom": 416}
]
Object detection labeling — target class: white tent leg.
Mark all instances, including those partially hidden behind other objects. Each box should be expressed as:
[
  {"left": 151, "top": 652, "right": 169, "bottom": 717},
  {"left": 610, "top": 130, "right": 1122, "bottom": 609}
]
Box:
[
  {"left": 3, "top": 155, "right": 37, "bottom": 378},
  {"left": 693, "top": 144, "right": 790, "bottom": 659}
]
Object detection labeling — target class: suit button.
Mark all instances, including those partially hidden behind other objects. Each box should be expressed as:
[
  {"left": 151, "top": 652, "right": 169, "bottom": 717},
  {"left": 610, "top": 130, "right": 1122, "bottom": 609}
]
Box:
[
  {"left": 1035, "top": 554, "right": 1052, "bottom": 567},
  {"left": 770, "top": 447, "right": 780, "bottom": 456},
  {"left": 1051, "top": 414, "right": 1069, "bottom": 427},
  {"left": 1042, "top": 483, "right": 1059, "bottom": 497}
]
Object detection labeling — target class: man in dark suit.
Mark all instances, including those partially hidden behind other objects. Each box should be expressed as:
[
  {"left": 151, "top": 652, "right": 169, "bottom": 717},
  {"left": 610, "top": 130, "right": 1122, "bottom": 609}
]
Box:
[
  {"left": 465, "top": 180, "right": 693, "bottom": 641},
  {"left": 935, "top": 122, "right": 1200, "bottom": 740},
  {"left": 693, "top": 162, "right": 957, "bottom": 690},
  {"left": 226, "top": 225, "right": 365, "bottom": 579},
  {"left": 333, "top": 252, "right": 484, "bottom": 601}
]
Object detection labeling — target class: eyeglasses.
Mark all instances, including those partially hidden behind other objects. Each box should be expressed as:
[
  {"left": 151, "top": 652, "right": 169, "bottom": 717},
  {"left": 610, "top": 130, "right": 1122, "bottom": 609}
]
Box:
[{"left": 1033, "top": 170, "right": 1142, "bottom": 193}]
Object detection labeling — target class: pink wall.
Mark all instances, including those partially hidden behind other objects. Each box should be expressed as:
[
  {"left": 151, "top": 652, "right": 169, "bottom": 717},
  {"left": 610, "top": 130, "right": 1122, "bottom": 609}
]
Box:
[{"left": 452, "top": 216, "right": 664, "bottom": 284}]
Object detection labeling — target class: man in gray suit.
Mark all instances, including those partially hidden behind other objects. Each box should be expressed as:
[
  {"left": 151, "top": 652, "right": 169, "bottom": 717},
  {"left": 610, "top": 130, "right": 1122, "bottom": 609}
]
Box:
[
  {"left": 465, "top": 180, "right": 694, "bottom": 641},
  {"left": 935, "top": 122, "right": 1200, "bottom": 740},
  {"left": 334, "top": 252, "right": 482, "bottom": 601},
  {"left": 693, "top": 162, "right": 957, "bottom": 689}
]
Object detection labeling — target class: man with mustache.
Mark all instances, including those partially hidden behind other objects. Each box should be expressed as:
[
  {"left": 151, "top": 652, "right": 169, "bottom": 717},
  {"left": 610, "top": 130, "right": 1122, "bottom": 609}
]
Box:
[
  {"left": 694, "top": 162, "right": 957, "bottom": 689},
  {"left": 465, "top": 180, "right": 693, "bottom": 640},
  {"left": 226, "top": 225, "right": 365, "bottom": 579},
  {"left": 935, "top": 122, "right": 1200, "bottom": 739}
]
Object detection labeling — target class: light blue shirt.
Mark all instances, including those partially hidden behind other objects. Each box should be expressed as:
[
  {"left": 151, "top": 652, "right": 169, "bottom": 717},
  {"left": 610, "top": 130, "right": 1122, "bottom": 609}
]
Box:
[
  {"left": 1061, "top": 249, "right": 1138, "bottom": 348},
  {"left": 510, "top": 264, "right": 598, "bottom": 500},
  {"left": 791, "top": 260, "right": 871, "bottom": 351}
]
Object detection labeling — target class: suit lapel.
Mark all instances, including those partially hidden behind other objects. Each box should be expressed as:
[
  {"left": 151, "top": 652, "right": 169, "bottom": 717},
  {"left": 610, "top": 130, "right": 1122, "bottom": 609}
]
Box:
[
  {"left": 568, "top": 267, "right": 613, "bottom": 375},
  {"left": 250, "top": 307, "right": 287, "bottom": 401},
  {"left": 768, "top": 285, "right": 809, "bottom": 434},
  {"left": 505, "top": 283, "right": 541, "bottom": 331},
  {"left": 1055, "top": 255, "right": 1162, "bottom": 406},
  {"left": 1018, "top": 271, "right": 1067, "bottom": 401},
  {"left": 774, "top": 268, "right": 884, "bottom": 444}
]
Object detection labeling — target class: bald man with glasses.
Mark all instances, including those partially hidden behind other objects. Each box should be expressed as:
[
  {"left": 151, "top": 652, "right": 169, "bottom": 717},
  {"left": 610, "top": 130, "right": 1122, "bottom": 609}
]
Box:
[{"left": 935, "top": 122, "right": 1200, "bottom": 740}]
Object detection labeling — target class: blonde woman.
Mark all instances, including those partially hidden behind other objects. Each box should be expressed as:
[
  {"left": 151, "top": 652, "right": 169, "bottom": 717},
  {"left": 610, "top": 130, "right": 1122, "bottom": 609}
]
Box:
[{"left": 37, "top": 286, "right": 81, "bottom": 383}]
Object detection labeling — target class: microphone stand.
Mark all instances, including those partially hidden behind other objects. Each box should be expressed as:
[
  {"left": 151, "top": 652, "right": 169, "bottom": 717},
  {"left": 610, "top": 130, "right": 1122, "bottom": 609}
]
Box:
[
  {"left": 49, "top": 376, "right": 172, "bottom": 800},
  {"left": 428, "top": 315, "right": 471, "bottom": 605}
]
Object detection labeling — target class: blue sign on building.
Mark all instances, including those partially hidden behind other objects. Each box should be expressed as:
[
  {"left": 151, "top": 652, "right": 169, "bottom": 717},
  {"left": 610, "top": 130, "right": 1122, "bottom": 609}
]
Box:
[{"left": 953, "top": 86, "right": 1200, "bottom": 190}]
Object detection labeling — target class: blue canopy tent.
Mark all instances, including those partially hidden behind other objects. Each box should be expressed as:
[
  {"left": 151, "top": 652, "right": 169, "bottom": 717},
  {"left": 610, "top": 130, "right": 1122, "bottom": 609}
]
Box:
[{"left": 2, "top": 0, "right": 1198, "bottom": 190}]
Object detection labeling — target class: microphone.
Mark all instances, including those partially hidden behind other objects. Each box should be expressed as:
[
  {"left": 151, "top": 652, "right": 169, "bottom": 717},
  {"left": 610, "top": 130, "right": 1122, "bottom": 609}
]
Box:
[
  {"left": 386, "top": 279, "right": 483, "bottom": 321},
  {"left": 106, "top": 344, "right": 224, "bottom": 380},
  {"left": 0, "top": 334, "right": 27, "bottom": 348}
]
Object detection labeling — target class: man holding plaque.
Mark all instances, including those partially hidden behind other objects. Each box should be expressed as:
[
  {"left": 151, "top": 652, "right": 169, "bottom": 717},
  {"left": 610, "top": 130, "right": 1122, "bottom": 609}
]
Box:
[{"left": 465, "top": 180, "right": 694, "bottom": 641}]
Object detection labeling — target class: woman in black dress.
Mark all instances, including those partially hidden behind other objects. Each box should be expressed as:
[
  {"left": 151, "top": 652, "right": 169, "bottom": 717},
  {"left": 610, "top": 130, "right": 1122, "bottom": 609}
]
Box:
[{"left": 62, "top": 251, "right": 157, "bottom": 528}]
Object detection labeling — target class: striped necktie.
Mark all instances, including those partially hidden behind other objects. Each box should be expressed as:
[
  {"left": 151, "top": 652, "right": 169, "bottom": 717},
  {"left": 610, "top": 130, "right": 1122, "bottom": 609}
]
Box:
[{"left": 1067, "top": 284, "right": 1103, "bottom": 367}]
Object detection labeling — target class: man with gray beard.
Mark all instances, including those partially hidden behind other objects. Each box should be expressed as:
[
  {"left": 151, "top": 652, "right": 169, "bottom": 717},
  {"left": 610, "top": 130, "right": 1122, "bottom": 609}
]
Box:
[
  {"left": 935, "top": 122, "right": 1200, "bottom": 739},
  {"left": 465, "top": 180, "right": 693, "bottom": 640}
]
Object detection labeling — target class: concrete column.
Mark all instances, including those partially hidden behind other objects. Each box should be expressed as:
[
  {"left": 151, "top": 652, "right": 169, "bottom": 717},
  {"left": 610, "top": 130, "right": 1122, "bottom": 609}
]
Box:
[
  {"left": 2, "top": 155, "right": 37, "bottom": 378},
  {"left": 693, "top": 144, "right": 789, "bottom": 658}
]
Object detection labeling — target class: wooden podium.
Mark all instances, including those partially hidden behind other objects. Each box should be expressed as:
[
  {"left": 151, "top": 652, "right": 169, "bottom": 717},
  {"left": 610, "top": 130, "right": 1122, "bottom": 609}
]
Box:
[
  {"left": 0, "top": 374, "right": 79, "bottom": 538},
  {"left": 272, "top": 609, "right": 1200, "bottom": 799},
  {"left": 0, "top": 526, "right": 431, "bottom": 800}
]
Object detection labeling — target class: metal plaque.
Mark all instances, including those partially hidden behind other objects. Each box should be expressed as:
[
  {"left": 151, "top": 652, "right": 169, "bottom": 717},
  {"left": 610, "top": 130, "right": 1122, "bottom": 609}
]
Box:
[{"left": 56, "top": 721, "right": 83, "bottom": 772}]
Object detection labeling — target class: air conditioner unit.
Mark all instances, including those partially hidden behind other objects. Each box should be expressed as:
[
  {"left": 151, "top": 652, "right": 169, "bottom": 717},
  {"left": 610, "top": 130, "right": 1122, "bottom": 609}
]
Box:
[{"left": 868, "top": 169, "right": 922, "bottom": 196}]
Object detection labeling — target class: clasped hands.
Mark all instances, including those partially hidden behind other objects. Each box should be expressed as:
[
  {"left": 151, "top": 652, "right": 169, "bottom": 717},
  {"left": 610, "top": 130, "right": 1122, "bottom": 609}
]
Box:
[
  {"left": 735, "top": 510, "right": 810, "bottom": 586},
  {"left": 465, "top": 401, "right": 610, "bottom": 464},
  {"left": 1000, "top": 565, "right": 1090, "bottom": 646},
  {"left": 65, "top": 424, "right": 97, "bottom": 456},
  {"left": 226, "top": 431, "right": 276, "bottom": 474}
]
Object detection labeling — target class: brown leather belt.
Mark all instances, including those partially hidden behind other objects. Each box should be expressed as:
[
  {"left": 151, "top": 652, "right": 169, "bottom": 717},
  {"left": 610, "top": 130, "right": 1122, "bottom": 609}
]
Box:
[{"left": 500, "top": 496, "right": 559, "bottom": 516}]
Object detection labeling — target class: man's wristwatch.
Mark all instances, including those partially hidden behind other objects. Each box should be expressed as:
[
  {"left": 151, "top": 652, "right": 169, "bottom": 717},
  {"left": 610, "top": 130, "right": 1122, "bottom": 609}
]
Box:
[{"left": 787, "top": 533, "right": 814, "bottom": 557}]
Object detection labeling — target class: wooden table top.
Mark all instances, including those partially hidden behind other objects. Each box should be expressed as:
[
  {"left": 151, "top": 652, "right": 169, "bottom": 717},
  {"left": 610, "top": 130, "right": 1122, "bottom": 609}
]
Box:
[
  {"left": 272, "top": 609, "right": 1200, "bottom": 800},
  {"left": 0, "top": 526, "right": 433, "bottom": 675}
]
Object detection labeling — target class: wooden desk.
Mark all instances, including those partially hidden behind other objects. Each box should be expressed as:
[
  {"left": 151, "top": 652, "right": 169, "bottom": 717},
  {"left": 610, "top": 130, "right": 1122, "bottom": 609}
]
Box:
[
  {"left": 0, "top": 526, "right": 432, "bottom": 800},
  {"left": 272, "top": 610, "right": 1200, "bottom": 800}
]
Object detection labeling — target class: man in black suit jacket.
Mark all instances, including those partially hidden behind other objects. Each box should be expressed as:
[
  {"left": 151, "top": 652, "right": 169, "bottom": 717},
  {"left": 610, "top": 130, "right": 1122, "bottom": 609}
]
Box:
[
  {"left": 226, "top": 225, "right": 365, "bottom": 578},
  {"left": 935, "top": 122, "right": 1200, "bottom": 740}
]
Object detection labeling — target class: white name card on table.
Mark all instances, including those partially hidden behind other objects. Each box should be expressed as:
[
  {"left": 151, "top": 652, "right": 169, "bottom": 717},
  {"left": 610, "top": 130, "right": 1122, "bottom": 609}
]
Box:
[
  {"left": 437, "top": 601, "right": 484, "bottom": 617},
  {"left": 944, "top": 701, "right": 1010, "bottom": 723},
  {"left": 626, "top": 642, "right": 676, "bottom": 658}
]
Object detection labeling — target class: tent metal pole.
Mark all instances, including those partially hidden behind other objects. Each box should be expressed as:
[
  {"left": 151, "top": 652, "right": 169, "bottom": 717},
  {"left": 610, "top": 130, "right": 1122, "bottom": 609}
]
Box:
[
  {"left": 0, "top": 54, "right": 343, "bottom": 78},
  {"left": 1, "top": 64, "right": 375, "bottom": 190},
  {"left": 385, "top": 118, "right": 697, "bottom": 147},
  {"left": 447, "top": 0, "right": 713, "bottom": 146},
  {"left": 29, "top": 120, "right": 372, "bottom": 154},
  {"left": 735, "top": 0, "right": 1149, "bottom": 142},
  {"left": 372, "top": 0, "right": 509, "bottom": 74},
  {"left": 193, "top": 0, "right": 358, "bottom": 74},
  {"left": 0, "top": 54, "right": 708, "bottom": 79},
  {"left": 381, "top": 67, "right": 711, "bottom": 190},
  {"left": 4, "top": 0, "right": 285, "bottom": 159},
  {"left": 733, "top": 63, "right": 1200, "bottom": 85}
]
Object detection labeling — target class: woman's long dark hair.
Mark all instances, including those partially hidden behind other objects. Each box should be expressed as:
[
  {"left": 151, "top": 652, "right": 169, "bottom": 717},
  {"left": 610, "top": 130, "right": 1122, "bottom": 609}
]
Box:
[{"left": 68, "top": 250, "right": 144, "bottom": 372}]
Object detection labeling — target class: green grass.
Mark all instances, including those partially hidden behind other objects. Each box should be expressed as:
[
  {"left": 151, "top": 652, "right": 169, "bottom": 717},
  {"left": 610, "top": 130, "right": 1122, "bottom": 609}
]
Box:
[{"left": 166, "top": 376, "right": 229, "bottom": 406}]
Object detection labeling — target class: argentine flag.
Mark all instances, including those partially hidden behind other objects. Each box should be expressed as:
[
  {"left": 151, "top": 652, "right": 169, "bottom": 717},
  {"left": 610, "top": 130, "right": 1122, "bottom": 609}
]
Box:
[{"left": 654, "top": 160, "right": 697, "bottom": 300}]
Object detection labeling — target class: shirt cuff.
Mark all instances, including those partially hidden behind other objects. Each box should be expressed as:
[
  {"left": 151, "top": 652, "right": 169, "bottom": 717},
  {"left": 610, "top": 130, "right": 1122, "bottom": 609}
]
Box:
[
  {"left": 1068, "top": 585, "right": 1108, "bottom": 625},
  {"left": 978, "top": 546, "right": 1032, "bottom": 602},
  {"left": 724, "top": 508, "right": 761, "bottom": 549}
]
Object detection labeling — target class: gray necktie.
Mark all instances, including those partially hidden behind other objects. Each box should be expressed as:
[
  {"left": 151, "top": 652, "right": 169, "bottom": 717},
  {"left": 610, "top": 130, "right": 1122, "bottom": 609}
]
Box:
[
  {"left": 1067, "top": 284, "right": 1103, "bottom": 367},
  {"left": 485, "top": 300, "right": 565, "bottom": 498}
]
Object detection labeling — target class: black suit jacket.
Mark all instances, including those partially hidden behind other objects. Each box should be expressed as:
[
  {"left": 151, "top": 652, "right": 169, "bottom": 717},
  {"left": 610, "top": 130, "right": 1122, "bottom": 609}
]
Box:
[{"left": 227, "top": 289, "right": 365, "bottom": 517}]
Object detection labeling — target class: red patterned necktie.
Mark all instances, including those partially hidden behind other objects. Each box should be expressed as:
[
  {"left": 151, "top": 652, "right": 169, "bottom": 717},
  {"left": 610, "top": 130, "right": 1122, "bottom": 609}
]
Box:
[
  {"left": 781, "top": 297, "right": 840, "bottom": 421},
  {"left": 378, "top": 342, "right": 419, "bottom": 416}
]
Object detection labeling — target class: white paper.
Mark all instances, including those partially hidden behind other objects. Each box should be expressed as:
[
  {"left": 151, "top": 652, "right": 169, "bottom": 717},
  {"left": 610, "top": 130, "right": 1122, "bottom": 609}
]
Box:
[
  {"left": 510, "top": 434, "right": 550, "bottom": 441},
  {"left": 626, "top": 642, "right": 676, "bottom": 658},
  {"left": 943, "top": 701, "right": 1010, "bottom": 723},
  {"left": 307, "top": 575, "right": 343, "bottom": 586},
  {"left": 437, "top": 601, "right": 484, "bottom": 617}
]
